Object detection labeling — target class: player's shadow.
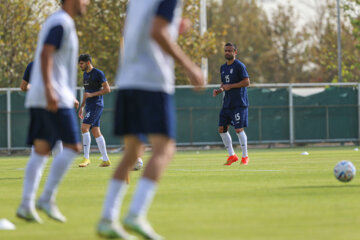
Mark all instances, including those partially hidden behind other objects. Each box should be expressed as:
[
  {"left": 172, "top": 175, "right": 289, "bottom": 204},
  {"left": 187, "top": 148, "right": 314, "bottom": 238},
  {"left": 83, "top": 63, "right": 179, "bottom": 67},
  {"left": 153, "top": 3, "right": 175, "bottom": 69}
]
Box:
[
  {"left": 281, "top": 184, "right": 360, "bottom": 189},
  {"left": 0, "top": 177, "right": 22, "bottom": 181}
]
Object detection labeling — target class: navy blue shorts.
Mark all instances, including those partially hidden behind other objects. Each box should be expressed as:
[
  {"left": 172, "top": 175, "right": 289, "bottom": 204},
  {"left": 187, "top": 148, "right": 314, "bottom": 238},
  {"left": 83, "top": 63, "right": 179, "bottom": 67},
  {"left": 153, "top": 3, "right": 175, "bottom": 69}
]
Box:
[
  {"left": 114, "top": 89, "right": 176, "bottom": 139},
  {"left": 27, "top": 108, "right": 81, "bottom": 149},
  {"left": 83, "top": 105, "right": 103, "bottom": 128},
  {"left": 219, "top": 107, "right": 248, "bottom": 129}
]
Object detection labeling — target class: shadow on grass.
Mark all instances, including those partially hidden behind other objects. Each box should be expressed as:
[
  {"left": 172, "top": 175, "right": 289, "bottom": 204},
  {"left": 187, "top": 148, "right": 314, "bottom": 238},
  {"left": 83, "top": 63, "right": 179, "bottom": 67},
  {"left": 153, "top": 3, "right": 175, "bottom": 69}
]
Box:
[
  {"left": 281, "top": 184, "right": 360, "bottom": 189},
  {"left": 0, "top": 177, "right": 22, "bottom": 181}
]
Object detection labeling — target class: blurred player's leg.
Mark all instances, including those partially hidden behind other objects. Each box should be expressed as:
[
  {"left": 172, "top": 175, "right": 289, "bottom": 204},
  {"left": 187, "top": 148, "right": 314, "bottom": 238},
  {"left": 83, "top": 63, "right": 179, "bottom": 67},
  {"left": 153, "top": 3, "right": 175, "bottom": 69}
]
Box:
[
  {"left": 97, "top": 136, "right": 141, "bottom": 239},
  {"left": 16, "top": 140, "right": 50, "bottom": 223},
  {"left": 37, "top": 145, "right": 79, "bottom": 222},
  {"left": 123, "top": 135, "right": 174, "bottom": 240},
  {"left": 236, "top": 129, "right": 248, "bottom": 165}
]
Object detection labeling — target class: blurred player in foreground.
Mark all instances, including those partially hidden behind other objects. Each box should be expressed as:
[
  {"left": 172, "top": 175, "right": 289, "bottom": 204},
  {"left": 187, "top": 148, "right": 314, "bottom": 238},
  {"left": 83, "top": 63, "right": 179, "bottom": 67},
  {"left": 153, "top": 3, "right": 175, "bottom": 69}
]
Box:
[{"left": 96, "top": 0, "right": 204, "bottom": 239}]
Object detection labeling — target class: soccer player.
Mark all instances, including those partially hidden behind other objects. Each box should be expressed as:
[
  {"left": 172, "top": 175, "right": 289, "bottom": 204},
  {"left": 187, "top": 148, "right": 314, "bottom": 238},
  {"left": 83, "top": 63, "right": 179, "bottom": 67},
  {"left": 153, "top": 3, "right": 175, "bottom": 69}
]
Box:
[
  {"left": 20, "top": 61, "right": 33, "bottom": 92},
  {"left": 96, "top": 0, "right": 205, "bottom": 239},
  {"left": 78, "top": 54, "right": 111, "bottom": 167},
  {"left": 16, "top": 0, "right": 88, "bottom": 223},
  {"left": 213, "top": 42, "right": 250, "bottom": 166}
]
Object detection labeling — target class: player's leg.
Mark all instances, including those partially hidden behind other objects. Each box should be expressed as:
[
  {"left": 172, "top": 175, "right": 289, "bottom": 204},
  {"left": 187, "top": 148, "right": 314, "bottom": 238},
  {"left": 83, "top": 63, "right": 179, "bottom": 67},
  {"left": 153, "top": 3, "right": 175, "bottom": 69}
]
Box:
[
  {"left": 97, "top": 135, "right": 142, "bottom": 239},
  {"left": 37, "top": 109, "right": 81, "bottom": 222},
  {"left": 234, "top": 107, "right": 249, "bottom": 165},
  {"left": 92, "top": 126, "right": 110, "bottom": 167},
  {"left": 79, "top": 122, "right": 91, "bottom": 167},
  {"left": 17, "top": 139, "right": 51, "bottom": 223},
  {"left": 123, "top": 134, "right": 174, "bottom": 240},
  {"left": 219, "top": 109, "right": 238, "bottom": 165}
]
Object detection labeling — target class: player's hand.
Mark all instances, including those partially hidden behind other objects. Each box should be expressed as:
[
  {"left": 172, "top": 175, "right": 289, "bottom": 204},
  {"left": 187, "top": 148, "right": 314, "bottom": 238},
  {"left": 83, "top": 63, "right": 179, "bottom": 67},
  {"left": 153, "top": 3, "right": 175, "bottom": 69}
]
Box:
[
  {"left": 179, "top": 18, "right": 191, "bottom": 35},
  {"left": 84, "top": 92, "right": 92, "bottom": 99},
  {"left": 46, "top": 89, "right": 58, "bottom": 112},
  {"left": 74, "top": 99, "right": 79, "bottom": 109},
  {"left": 223, "top": 84, "right": 231, "bottom": 91},
  {"left": 186, "top": 65, "right": 205, "bottom": 92},
  {"left": 78, "top": 107, "right": 84, "bottom": 119}
]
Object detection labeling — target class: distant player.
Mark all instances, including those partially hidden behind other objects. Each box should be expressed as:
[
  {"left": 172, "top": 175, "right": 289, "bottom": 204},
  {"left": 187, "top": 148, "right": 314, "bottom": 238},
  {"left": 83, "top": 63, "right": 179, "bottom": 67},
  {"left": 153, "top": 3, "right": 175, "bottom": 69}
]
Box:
[
  {"left": 78, "top": 54, "right": 111, "bottom": 167},
  {"left": 96, "top": 0, "right": 204, "bottom": 239},
  {"left": 213, "top": 42, "right": 250, "bottom": 166},
  {"left": 16, "top": 0, "right": 88, "bottom": 223},
  {"left": 20, "top": 61, "right": 33, "bottom": 92}
]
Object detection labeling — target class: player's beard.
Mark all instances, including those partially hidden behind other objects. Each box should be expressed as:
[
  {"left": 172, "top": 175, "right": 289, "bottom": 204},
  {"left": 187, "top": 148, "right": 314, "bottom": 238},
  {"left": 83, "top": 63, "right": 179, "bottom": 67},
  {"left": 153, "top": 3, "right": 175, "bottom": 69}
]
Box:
[{"left": 225, "top": 54, "right": 234, "bottom": 61}]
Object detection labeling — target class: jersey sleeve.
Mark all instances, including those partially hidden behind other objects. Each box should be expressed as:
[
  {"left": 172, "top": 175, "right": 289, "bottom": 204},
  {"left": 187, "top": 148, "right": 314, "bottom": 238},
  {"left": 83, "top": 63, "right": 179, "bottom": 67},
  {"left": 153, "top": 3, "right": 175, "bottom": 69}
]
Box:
[
  {"left": 98, "top": 70, "right": 107, "bottom": 83},
  {"left": 43, "top": 25, "right": 64, "bottom": 50},
  {"left": 238, "top": 63, "right": 249, "bottom": 79},
  {"left": 22, "top": 62, "right": 33, "bottom": 82},
  {"left": 156, "top": 0, "right": 177, "bottom": 22}
]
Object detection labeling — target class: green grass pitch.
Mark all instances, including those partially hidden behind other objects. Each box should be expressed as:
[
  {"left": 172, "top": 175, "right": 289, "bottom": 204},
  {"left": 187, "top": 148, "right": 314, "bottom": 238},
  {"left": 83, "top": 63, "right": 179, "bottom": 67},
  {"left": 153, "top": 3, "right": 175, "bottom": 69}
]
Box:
[{"left": 1, "top": 147, "right": 360, "bottom": 240}]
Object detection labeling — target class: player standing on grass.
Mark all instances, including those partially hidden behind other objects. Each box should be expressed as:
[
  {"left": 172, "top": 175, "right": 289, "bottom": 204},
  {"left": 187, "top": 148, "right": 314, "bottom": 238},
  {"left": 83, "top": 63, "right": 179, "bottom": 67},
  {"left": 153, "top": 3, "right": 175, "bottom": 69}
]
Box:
[
  {"left": 78, "top": 54, "right": 111, "bottom": 167},
  {"left": 16, "top": 0, "right": 88, "bottom": 223},
  {"left": 96, "top": 0, "right": 204, "bottom": 239},
  {"left": 213, "top": 42, "right": 250, "bottom": 166}
]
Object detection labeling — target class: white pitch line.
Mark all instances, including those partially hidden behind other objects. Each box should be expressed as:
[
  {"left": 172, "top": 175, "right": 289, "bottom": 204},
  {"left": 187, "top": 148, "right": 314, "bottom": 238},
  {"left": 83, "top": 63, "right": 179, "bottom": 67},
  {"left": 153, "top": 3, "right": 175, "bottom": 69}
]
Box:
[{"left": 170, "top": 169, "right": 283, "bottom": 172}]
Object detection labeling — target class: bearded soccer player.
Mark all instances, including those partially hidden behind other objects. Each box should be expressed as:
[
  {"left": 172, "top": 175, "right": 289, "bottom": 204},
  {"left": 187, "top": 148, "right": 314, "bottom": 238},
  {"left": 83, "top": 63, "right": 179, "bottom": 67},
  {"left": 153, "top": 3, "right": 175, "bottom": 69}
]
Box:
[{"left": 213, "top": 42, "right": 250, "bottom": 166}]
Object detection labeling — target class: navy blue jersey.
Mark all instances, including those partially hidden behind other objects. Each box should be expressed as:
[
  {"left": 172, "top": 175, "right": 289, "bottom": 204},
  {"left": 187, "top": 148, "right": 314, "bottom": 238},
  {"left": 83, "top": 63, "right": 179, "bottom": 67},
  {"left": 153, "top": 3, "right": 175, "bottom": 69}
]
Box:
[
  {"left": 23, "top": 62, "right": 34, "bottom": 83},
  {"left": 220, "top": 59, "right": 249, "bottom": 108},
  {"left": 83, "top": 68, "right": 107, "bottom": 107}
]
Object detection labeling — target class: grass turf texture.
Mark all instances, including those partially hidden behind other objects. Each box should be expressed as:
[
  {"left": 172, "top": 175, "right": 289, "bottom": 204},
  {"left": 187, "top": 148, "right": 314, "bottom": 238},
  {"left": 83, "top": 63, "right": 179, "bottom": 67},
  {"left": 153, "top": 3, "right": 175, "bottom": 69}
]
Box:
[{"left": 1, "top": 147, "right": 360, "bottom": 240}]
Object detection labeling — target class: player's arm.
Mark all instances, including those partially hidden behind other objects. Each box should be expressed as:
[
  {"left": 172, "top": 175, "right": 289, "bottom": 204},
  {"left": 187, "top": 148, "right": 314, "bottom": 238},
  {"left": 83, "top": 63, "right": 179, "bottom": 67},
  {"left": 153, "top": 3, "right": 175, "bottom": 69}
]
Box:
[
  {"left": 223, "top": 78, "right": 250, "bottom": 91},
  {"left": 78, "top": 94, "right": 86, "bottom": 119},
  {"left": 20, "top": 80, "right": 30, "bottom": 92},
  {"left": 84, "top": 81, "right": 111, "bottom": 98},
  {"left": 151, "top": 17, "right": 204, "bottom": 89},
  {"left": 41, "top": 44, "right": 58, "bottom": 112},
  {"left": 41, "top": 25, "right": 64, "bottom": 112}
]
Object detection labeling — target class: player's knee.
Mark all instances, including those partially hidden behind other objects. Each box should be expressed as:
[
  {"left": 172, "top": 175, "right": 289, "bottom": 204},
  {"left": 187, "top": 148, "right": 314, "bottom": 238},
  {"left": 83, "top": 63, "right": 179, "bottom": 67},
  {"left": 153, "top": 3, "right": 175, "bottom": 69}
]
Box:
[
  {"left": 218, "top": 126, "right": 224, "bottom": 133},
  {"left": 81, "top": 125, "right": 90, "bottom": 133},
  {"left": 235, "top": 128, "right": 244, "bottom": 134}
]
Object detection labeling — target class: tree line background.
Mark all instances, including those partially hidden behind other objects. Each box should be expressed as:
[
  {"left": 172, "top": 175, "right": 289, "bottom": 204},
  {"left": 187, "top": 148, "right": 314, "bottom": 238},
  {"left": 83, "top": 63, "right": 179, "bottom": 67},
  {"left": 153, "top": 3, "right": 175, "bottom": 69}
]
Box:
[{"left": 0, "top": 0, "right": 359, "bottom": 88}]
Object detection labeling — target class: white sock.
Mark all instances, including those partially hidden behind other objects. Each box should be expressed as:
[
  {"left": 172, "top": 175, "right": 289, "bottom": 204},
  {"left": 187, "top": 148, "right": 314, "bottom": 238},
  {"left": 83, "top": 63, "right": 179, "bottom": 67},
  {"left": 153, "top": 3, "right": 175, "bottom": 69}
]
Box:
[
  {"left": 102, "top": 179, "right": 128, "bottom": 221},
  {"left": 82, "top": 132, "right": 91, "bottom": 159},
  {"left": 52, "top": 141, "right": 63, "bottom": 156},
  {"left": 21, "top": 151, "right": 48, "bottom": 208},
  {"left": 220, "top": 132, "right": 235, "bottom": 156},
  {"left": 39, "top": 147, "right": 77, "bottom": 203},
  {"left": 96, "top": 136, "right": 109, "bottom": 161},
  {"left": 128, "top": 178, "right": 157, "bottom": 217},
  {"left": 237, "top": 131, "right": 248, "bottom": 158}
]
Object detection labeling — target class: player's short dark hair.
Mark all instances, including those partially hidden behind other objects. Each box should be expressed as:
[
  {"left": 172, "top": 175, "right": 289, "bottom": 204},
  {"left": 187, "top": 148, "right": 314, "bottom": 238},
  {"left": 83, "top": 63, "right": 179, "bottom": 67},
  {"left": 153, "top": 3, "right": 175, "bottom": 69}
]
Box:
[
  {"left": 60, "top": 0, "right": 65, "bottom": 4},
  {"left": 225, "top": 42, "right": 237, "bottom": 51},
  {"left": 78, "top": 54, "right": 92, "bottom": 64}
]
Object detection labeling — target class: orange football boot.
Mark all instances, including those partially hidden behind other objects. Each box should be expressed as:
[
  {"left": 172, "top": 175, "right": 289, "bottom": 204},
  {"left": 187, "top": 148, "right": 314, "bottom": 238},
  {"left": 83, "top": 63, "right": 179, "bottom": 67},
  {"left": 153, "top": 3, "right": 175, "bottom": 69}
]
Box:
[
  {"left": 224, "top": 154, "right": 239, "bottom": 165},
  {"left": 241, "top": 156, "right": 249, "bottom": 165}
]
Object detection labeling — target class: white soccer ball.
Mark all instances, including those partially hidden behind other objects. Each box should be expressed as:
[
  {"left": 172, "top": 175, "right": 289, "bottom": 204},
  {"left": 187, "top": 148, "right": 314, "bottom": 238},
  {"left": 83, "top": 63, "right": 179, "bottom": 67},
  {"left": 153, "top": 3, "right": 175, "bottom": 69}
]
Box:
[
  {"left": 334, "top": 160, "right": 356, "bottom": 182},
  {"left": 133, "top": 158, "right": 143, "bottom": 171}
]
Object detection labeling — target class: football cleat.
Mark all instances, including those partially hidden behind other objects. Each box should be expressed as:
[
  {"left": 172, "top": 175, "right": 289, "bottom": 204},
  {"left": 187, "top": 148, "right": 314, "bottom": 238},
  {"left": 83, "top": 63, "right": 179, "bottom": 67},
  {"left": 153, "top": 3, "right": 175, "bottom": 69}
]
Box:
[
  {"left": 241, "top": 156, "right": 249, "bottom": 165},
  {"left": 16, "top": 205, "right": 43, "bottom": 223},
  {"left": 123, "top": 214, "right": 163, "bottom": 240},
  {"left": 224, "top": 154, "right": 239, "bottom": 166},
  {"left": 79, "top": 158, "right": 90, "bottom": 167},
  {"left": 97, "top": 218, "right": 137, "bottom": 239},
  {"left": 36, "top": 200, "right": 66, "bottom": 222},
  {"left": 99, "top": 160, "right": 111, "bottom": 167}
]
